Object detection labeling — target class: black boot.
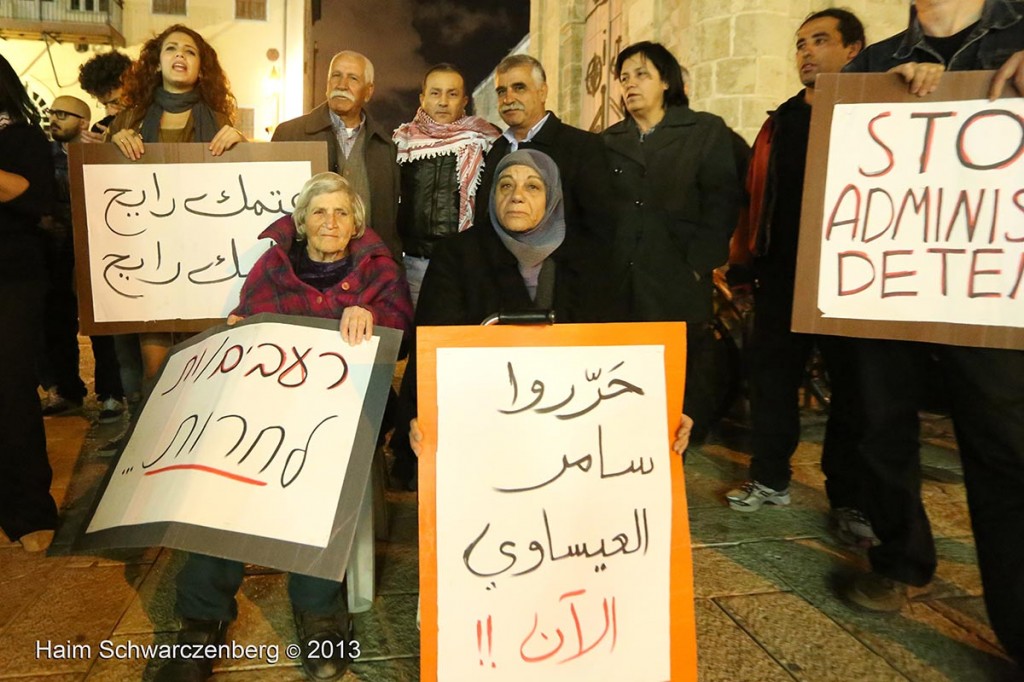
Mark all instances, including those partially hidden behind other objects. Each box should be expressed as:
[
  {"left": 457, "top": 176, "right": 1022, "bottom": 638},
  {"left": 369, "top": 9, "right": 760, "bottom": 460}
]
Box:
[
  {"left": 293, "top": 604, "right": 353, "bottom": 681},
  {"left": 154, "top": 618, "right": 227, "bottom": 682}
]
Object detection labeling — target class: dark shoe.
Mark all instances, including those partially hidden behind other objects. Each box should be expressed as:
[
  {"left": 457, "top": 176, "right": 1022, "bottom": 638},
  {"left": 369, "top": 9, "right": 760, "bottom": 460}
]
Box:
[
  {"left": 154, "top": 618, "right": 227, "bottom": 682},
  {"left": 843, "top": 571, "right": 908, "bottom": 612},
  {"left": 293, "top": 605, "right": 353, "bottom": 681},
  {"left": 829, "top": 507, "right": 881, "bottom": 549},
  {"left": 389, "top": 449, "right": 418, "bottom": 492}
]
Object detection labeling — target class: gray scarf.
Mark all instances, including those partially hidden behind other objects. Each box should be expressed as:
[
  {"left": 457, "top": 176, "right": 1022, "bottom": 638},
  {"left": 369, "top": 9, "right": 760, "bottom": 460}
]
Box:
[
  {"left": 488, "top": 149, "right": 566, "bottom": 299},
  {"left": 139, "top": 87, "right": 220, "bottom": 142}
]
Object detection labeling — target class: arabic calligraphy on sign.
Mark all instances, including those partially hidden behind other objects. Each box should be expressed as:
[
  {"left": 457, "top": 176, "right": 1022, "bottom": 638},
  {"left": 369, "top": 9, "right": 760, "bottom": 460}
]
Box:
[
  {"left": 434, "top": 344, "right": 673, "bottom": 681},
  {"left": 81, "top": 161, "right": 312, "bottom": 324}
]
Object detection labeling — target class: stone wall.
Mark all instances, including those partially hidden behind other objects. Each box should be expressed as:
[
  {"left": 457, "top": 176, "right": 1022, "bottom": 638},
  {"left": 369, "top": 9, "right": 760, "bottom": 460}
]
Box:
[{"left": 530, "top": 0, "right": 909, "bottom": 142}]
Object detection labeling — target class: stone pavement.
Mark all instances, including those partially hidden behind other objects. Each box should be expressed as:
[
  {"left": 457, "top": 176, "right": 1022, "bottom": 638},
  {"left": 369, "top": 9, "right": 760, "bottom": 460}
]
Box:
[{"left": 1, "top": 374, "right": 1020, "bottom": 680}]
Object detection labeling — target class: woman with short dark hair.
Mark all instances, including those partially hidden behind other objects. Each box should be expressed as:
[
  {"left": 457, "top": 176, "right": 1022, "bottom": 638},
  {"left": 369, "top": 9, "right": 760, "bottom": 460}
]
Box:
[{"left": 602, "top": 41, "right": 741, "bottom": 441}]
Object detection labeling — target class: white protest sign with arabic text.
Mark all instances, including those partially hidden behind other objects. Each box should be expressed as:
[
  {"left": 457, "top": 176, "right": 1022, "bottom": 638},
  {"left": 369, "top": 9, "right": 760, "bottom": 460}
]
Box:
[
  {"left": 81, "top": 159, "right": 310, "bottom": 322},
  {"left": 434, "top": 344, "right": 672, "bottom": 681}
]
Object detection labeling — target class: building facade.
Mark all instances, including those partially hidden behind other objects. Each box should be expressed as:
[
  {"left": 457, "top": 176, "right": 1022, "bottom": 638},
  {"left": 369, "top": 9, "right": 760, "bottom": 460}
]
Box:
[{"left": 513, "top": 0, "right": 909, "bottom": 142}]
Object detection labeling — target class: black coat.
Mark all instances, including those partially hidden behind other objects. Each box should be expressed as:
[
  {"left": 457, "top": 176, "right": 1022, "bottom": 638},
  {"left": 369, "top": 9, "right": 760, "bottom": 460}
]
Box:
[
  {"left": 399, "top": 222, "right": 625, "bottom": 419},
  {"left": 602, "top": 106, "right": 740, "bottom": 323},
  {"left": 474, "top": 113, "right": 615, "bottom": 245},
  {"left": 272, "top": 103, "right": 402, "bottom": 259},
  {"left": 416, "top": 222, "right": 622, "bottom": 327}
]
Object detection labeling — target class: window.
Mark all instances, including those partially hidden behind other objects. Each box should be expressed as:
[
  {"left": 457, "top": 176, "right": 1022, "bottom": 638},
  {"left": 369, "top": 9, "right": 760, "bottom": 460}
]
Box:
[
  {"left": 235, "top": 0, "right": 266, "bottom": 20},
  {"left": 152, "top": 0, "right": 186, "bottom": 15},
  {"left": 70, "top": 0, "right": 110, "bottom": 10}
]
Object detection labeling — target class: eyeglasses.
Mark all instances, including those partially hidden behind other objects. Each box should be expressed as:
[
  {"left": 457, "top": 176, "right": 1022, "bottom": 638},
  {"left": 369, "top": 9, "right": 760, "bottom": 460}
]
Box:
[{"left": 46, "top": 109, "right": 84, "bottom": 121}]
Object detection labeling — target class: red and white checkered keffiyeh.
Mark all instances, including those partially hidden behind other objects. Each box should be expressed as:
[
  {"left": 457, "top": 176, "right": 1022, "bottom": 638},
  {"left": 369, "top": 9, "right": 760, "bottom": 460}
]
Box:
[{"left": 393, "top": 108, "right": 500, "bottom": 232}]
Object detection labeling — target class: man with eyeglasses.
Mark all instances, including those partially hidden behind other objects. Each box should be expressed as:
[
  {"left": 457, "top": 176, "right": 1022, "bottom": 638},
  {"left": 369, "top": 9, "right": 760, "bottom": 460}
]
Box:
[{"left": 39, "top": 96, "right": 126, "bottom": 423}]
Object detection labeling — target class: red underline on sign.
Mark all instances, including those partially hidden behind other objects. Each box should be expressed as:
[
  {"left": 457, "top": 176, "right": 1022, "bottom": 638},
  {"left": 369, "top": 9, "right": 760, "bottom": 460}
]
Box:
[{"left": 144, "top": 464, "right": 267, "bottom": 486}]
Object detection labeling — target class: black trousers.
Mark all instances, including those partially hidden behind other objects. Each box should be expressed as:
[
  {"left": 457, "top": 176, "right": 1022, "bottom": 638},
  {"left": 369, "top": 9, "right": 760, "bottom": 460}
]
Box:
[
  {"left": 176, "top": 553, "right": 345, "bottom": 622},
  {"left": 40, "top": 225, "right": 86, "bottom": 401},
  {"left": 90, "top": 335, "right": 124, "bottom": 401},
  {"left": 858, "top": 339, "right": 1024, "bottom": 665},
  {"left": 747, "top": 286, "right": 864, "bottom": 506},
  {"left": 40, "top": 225, "right": 123, "bottom": 401},
  {"left": 0, "top": 279, "right": 59, "bottom": 540}
]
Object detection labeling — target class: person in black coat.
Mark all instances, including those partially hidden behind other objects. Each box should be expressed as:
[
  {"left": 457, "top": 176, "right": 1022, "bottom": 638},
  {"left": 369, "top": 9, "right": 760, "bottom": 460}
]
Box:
[
  {"left": 602, "top": 41, "right": 741, "bottom": 441},
  {"left": 0, "top": 54, "right": 59, "bottom": 553},
  {"left": 405, "top": 149, "right": 693, "bottom": 457}
]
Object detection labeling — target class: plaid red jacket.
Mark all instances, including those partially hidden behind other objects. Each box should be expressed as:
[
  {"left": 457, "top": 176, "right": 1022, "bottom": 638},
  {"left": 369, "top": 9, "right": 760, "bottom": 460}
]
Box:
[{"left": 232, "top": 214, "right": 413, "bottom": 335}]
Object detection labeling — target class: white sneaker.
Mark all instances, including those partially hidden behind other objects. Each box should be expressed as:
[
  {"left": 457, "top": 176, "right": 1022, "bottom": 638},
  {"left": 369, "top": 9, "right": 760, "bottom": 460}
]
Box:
[
  {"left": 98, "top": 397, "right": 125, "bottom": 424},
  {"left": 725, "top": 480, "right": 791, "bottom": 512}
]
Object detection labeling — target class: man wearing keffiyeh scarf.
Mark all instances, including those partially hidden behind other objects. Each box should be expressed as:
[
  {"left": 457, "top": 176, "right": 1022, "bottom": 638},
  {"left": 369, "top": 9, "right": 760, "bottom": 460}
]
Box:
[{"left": 393, "top": 65, "right": 500, "bottom": 306}]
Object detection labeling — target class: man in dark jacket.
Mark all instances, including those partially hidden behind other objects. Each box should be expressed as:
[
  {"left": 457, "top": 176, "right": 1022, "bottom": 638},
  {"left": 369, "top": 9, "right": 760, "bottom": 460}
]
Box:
[
  {"left": 273, "top": 51, "right": 401, "bottom": 260},
  {"left": 38, "top": 96, "right": 126, "bottom": 423},
  {"left": 389, "top": 64, "right": 499, "bottom": 490},
  {"left": 393, "top": 63, "right": 499, "bottom": 307},
  {"left": 839, "top": 0, "right": 1024, "bottom": 669},
  {"left": 724, "top": 10, "right": 874, "bottom": 547},
  {"left": 474, "top": 55, "right": 614, "bottom": 246}
]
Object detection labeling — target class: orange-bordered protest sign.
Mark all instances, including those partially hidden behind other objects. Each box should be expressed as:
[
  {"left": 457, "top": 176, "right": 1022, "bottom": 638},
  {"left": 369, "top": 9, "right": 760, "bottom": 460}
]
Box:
[{"left": 417, "top": 321, "right": 694, "bottom": 681}]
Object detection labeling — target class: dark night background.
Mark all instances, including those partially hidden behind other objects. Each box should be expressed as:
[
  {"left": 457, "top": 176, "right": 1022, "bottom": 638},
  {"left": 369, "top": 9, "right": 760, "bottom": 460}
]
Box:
[{"left": 311, "top": 0, "right": 531, "bottom": 132}]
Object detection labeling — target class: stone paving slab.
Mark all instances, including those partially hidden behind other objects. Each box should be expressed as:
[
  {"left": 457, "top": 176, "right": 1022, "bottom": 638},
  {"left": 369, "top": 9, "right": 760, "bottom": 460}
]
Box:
[
  {"left": 689, "top": 506, "right": 825, "bottom": 548},
  {"left": 723, "top": 539, "right": 1017, "bottom": 681},
  {"left": 0, "top": 550, "right": 69, "bottom": 632},
  {"left": 352, "top": 594, "right": 420, "bottom": 660},
  {"left": 0, "top": 565, "right": 141, "bottom": 677},
  {"left": 692, "top": 547, "right": 790, "bottom": 599},
  {"left": 113, "top": 550, "right": 182, "bottom": 636},
  {"left": 716, "top": 591, "right": 909, "bottom": 681},
  {"left": 693, "top": 598, "right": 793, "bottom": 682}
]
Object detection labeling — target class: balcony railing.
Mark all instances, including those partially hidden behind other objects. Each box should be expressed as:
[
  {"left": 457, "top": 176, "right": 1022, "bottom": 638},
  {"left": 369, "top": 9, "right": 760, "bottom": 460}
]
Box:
[{"left": 0, "top": 0, "right": 125, "bottom": 46}]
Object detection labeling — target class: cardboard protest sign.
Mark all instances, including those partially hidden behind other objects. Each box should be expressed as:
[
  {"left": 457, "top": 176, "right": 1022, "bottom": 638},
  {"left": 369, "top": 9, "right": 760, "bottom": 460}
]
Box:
[
  {"left": 78, "top": 314, "right": 400, "bottom": 581},
  {"left": 417, "top": 322, "right": 694, "bottom": 681},
  {"left": 793, "top": 72, "right": 1023, "bottom": 350},
  {"left": 69, "top": 142, "right": 329, "bottom": 334}
]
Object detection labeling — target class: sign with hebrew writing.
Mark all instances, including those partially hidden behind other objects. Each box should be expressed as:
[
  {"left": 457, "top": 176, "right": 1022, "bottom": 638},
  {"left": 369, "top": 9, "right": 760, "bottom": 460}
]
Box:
[
  {"left": 78, "top": 314, "right": 400, "bottom": 580},
  {"left": 793, "top": 72, "right": 1023, "bottom": 349},
  {"left": 417, "top": 323, "right": 694, "bottom": 681},
  {"left": 69, "top": 142, "right": 328, "bottom": 334}
]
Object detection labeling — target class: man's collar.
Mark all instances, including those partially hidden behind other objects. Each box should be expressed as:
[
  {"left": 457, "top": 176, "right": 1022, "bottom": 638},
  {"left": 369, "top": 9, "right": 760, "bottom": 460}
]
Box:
[
  {"left": 502, "top": 111, "right": 551, "bottom": 150},
  {"left": 329, "top": 108, "right": 366, "bottom": 132},
  {"left": 893, "top": 0, "right": 1019, "bottom": 59}
]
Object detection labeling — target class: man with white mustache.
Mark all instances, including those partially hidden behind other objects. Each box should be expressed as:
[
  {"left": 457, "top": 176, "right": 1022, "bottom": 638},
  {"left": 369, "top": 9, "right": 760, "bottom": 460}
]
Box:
[
  {"left": 472, "top": 54, "right": 614, "bottom": 247},
  {"left": 273, "top": 50, "right": 401, "bottom": 260}
]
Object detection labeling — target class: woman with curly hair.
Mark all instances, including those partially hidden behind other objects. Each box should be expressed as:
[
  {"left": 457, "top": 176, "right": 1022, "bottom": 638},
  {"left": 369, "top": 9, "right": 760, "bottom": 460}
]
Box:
[
  {"left": 108, "top": 24, "right": 243, "bottom": 160},
  {"left": 106, "top": 25, "right": 246, "bottom": 385}
]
